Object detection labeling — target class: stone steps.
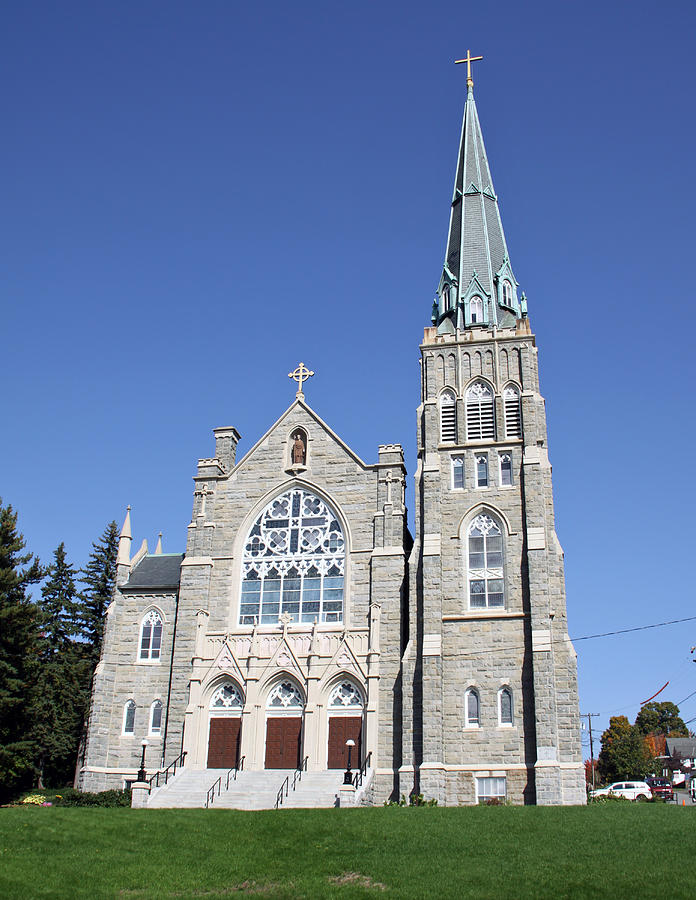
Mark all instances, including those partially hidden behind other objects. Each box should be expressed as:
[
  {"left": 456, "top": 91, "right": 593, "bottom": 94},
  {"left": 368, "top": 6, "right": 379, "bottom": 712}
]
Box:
[{"left": 147, "top": 768, "right": 346, "bottom": 809}]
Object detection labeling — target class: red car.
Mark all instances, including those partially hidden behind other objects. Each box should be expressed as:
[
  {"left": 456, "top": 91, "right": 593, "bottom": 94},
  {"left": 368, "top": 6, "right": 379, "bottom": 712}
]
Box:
[{"left": 646, "top": 777, "right": 674, "bottom": 801}]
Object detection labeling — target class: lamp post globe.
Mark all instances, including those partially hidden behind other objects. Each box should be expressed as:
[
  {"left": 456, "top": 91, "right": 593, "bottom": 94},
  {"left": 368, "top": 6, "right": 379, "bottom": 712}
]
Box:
[
  {"left": 138, "top": 739, "right": 149, "bottom": 782},
  {"left": 344, "top": 738, "right": 356, "bottom": 785}
]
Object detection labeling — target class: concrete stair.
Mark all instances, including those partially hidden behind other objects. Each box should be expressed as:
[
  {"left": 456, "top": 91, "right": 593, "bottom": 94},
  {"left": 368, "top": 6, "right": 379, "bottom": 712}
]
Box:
[{"left": 146, "top": 767, "right": 346, "bottom": 809}]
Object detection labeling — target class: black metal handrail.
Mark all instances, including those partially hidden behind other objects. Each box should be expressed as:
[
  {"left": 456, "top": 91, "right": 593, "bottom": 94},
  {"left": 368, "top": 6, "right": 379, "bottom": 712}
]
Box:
[
  {"left": 275, "top": 756, "right": 309, "bottom": 809},
  {"left": 148, "top": 750, "right": 187, "bottom": 792},
  {"left": 207, "top": 757, "right": 245, "bottom": 808},
  {"left": 352, "top": 751, "right": 372, "bottom": 790}
]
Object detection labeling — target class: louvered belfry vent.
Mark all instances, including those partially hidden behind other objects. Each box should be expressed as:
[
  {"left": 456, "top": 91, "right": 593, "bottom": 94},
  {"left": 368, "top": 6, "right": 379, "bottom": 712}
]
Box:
[
  {"left": 504, "top": 386, "right": 521, "bottom": 438},
  {"left": 440, "top": 390, "right": 457, "bottom": 443},
  {"left": 465, "top": 382, "right": 495, "bottom": 440}
]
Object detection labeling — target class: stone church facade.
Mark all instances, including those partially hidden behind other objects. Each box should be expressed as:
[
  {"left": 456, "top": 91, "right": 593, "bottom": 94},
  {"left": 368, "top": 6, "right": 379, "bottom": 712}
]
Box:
[{"left": 79, "top": 75, "right": 585, "bottom": 805}]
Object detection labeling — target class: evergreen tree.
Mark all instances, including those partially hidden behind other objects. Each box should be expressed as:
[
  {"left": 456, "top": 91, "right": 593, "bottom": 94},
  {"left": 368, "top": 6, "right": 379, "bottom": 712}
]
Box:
[
  {"left": 78, "top": 521, "right": 119, "bottom": 666},
  {"left": 30, "top": 543, "right": 90, "bottom": 787},
  {"left": 598, "top": 715, "right": 654, "bottom": 783},
  {"left": 0, "top": 500, "right": 43, "bottom": 801}
]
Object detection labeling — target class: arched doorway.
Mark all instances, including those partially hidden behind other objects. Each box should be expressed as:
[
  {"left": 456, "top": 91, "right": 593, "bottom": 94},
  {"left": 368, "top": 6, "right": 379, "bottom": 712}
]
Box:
[
  {"left": 327, "top": 680, "right": 364, "bottom": 769},
  {"left": 207, "top": 682, "right": 243, "bottom": 769},
  {"left": 264, "top": 680, "right": 304, "bottom": 769}
]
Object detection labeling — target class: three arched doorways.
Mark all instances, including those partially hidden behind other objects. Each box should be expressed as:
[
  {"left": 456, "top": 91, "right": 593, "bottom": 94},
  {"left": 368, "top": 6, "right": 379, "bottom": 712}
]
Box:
[{"left": 206, "top": 678, "right": 364, "bottom": 770}]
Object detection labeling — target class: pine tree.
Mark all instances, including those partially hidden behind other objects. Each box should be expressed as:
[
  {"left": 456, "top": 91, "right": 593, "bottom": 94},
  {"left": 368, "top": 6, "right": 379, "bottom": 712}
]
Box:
[
  {"left": 78, "top": 521, "right": 119, "bottom": 666},
  {"left": 0, "top": 500, "right": 43, "bottom": 801},
  {"left": 30, "top": 543, "right": 90, "bottom": 787}
]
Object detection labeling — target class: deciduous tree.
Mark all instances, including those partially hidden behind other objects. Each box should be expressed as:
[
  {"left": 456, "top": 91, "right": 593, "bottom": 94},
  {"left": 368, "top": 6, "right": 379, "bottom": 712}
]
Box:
[
  {"left": 635, "top": 702, "right": 688, "bottom": 738},
  {"left": 598, "top": 715, "right": 653, "bottom": 783}
]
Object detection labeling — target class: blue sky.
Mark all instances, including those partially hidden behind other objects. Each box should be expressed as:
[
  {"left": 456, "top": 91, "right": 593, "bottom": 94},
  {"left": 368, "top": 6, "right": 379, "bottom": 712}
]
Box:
[{"left": 3, "top": 0, "right": 695, "bottom": 750}]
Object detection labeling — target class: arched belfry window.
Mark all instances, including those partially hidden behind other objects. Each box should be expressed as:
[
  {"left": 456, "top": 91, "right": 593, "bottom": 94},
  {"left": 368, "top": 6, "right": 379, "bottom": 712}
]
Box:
[
  {"left": 470, "top": 295, "right": 484, "bottom": 324},
  {"left": 504, "top": 385, "right": 521, "bottom": 438},
  {"left": 139, "top": 610, "right": 163, "bottom": 661},
  {"left": 466, "top": 381, "right": 495, "bottom": 441},
  {"left": 502, "top": 280, "right": 513, "bottom": 307},
  {"left": 440, "top": 390, "right": 457, "bottom": 443},
  {"left": 239, "top": 488, "right": 345, "bottom": 625},
  {"left": 467, "top": 513, "right": 504, "bottom": 609}
]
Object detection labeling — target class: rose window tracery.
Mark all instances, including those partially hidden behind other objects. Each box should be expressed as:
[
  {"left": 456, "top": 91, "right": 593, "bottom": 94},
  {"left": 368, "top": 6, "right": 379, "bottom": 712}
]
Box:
[
  {"left": 210, "top": 683, "right": 243, "bottom": 710},
  {"left": 267, "top": 681, "right": 304, "bottom": 709},
  {"left": 239, "top": 488, "right": 345, "bottom": 625},
  {"left": 328, "top": 681, "right": 364, "bottom": 709}
]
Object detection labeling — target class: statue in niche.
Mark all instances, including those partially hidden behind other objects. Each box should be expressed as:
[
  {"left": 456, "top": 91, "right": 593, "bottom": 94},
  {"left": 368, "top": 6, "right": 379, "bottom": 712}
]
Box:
[{"left": 292, "top": 432, "right": 306, "bottom": 466}]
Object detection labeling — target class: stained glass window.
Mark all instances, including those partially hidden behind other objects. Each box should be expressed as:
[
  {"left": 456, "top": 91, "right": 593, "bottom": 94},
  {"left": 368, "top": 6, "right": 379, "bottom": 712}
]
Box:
[
  {"left": 239, "top": 489, "right": 345, "bottom": 625},
  {"left": 468, "top": 514, "right": 504, "bottom": 608},
  {"left": 139, "top": 610, "right": 163, "bottom": 660}
]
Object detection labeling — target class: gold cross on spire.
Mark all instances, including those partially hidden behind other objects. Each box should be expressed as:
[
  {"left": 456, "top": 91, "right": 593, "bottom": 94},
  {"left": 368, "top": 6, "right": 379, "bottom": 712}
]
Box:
[
  {"left": 455, "top": 49, "right": 483, "bottom": 87},
  {"left": 288, "top": 361, "right": 314, "bottom": 399}
]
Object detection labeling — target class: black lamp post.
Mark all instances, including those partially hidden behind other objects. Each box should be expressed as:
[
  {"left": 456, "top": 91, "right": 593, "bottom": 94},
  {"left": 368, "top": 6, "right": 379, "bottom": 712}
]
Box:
[
  {"left": 137, "top": 739, "right": 148, "bottom": 782},
  {"left": 344, "top": 738, "right": 355, "bottom": 785}
]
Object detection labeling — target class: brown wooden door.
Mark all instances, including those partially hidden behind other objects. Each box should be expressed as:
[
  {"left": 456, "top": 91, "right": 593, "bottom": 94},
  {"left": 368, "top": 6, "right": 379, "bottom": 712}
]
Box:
[
  {"left": 327, "top": 716, "right": 362, "bottom": 769},
  {"left": 207, "top": 717, "right": 241, "bottom": 768},
  {"left": 265, "top": 717, "right": 302, "bottom": 769}
]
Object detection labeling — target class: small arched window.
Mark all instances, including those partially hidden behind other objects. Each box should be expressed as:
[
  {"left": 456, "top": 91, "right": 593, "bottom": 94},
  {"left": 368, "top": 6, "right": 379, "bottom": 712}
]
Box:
[
  {"left": 499, "top": 688, "right": 513, "bottom": 726},
  {"left": 328, "top": 681, "right": 364, "bottom": 709},
  {"left": 440, "top": 390, "right": 457, "bottom": 443},
  {"left": 123, "top": 700, "right": 136, "bottom": 735},
  {"left": 502, "top": 280, "right": 513, "bottom": 307},
  {"left": 504, "top": 385, "right": 521, "bottom": 438},
  {"left": 139, "top": 610, "right": 163, "bottom": 661},
  {"left": 267, "top": 680, "right": 304, "bottom": 710},
  {"left": 476, "top": 454, "right": 488, "bottom": 488},
  {"left": 442, "top": 285, "right": 451, "bottom": 311},
  {"left": 465, "top": 381, "right": 495, "bottom": 441},
  {"left": 149, "top": 700, "right": 163, "bottom": 736},
  {"left": 468, "top": 513, "right": 505, "bottom": 609},
  {"left": 499, "top": 452, "right": 512, "bottom": 486},
  {"left": 465, "top": 689, "right": 480, "bottom": 727},
  {"left": 470, "top": 295, "right": 484, "bottom": 324}
]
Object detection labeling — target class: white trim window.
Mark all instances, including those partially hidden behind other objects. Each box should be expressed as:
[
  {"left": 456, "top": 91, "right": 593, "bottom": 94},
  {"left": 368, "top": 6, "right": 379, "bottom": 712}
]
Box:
[
  {"left": 267, "top": 680, "right": 304, "bottom": 711},
  {"left": 239, "top": 488, "right": 345, "bottom": 625},
  {"left": 476, "top": 454, "right": 488, "bottom": 488},
  {"left": 470, "top": 295, "right": 484, "bottom": 323},
  {"left": 122, "top": 700, "right": 136, "bottom": 736},
  {"left": 504, "top": 385, "right": 521, "bottom": 438},
  {"left": 499, "top": 688, "right": 513, "bottom": 726},
  {"left": 452, "top": 455, "right": 465, "bottom": 490},
  {"left": 499, "top": 452, "right": 512, "bottom": 486},
  {"left": 476, "top": 776, "right": 506, "bottom": 804},
  {"left": 465, "top": 688, "right": 480, "bottom": 727},
  {"left": 149, "top": 700, "right": 163, "bottom": 736},
  {"left": 466, "top": 382, "right": 495, "bottom": 441},
  {"left": 440, "top": 390, "right": 457, "bottom": 443},
  {"left": 467, "top": 514, "right": 504, "bottom": 609},
  {"left": 139, "top": 610, "right": 163, "bottom": 661},
  {"left": 501, "top": 280, "right": 513, "bottom": 307}
]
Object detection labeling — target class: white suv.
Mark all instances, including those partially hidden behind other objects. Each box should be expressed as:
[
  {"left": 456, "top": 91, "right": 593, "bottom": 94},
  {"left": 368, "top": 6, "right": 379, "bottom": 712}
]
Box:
[{"left": 590, "top": 781, "right": 652, "bottom": 801}]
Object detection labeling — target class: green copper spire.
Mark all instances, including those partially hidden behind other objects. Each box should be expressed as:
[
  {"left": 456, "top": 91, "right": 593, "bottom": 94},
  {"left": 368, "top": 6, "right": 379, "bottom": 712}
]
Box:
[{"left": 434, "top": 75, "right": 522, "bottom": 331}]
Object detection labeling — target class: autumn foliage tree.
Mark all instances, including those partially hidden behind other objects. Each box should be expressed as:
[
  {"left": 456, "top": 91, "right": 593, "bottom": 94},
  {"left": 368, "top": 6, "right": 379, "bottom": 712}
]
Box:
[{"left": 598, "top": 716, "right": 653, "bottom": 783}]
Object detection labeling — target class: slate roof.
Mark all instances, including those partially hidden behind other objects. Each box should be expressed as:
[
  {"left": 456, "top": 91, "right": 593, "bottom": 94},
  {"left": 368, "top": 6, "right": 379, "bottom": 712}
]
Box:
[
  {"left": 122, "top": 554, "right": 184, "bottom": 591},
  {"left": 440, "top": 84, "right": 515, "bottom": 328},
  {"left": 665, "top": 737, "right": 696, "bottom": 759}
]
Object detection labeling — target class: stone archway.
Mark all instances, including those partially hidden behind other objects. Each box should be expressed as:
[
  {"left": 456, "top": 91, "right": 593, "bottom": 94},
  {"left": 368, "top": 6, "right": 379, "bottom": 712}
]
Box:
[
  {"left": 326, "top": 680, "right": 364, "bottom": 769},
  {"left": 207, "top": 682, "right": 243, "bottom": 769}
]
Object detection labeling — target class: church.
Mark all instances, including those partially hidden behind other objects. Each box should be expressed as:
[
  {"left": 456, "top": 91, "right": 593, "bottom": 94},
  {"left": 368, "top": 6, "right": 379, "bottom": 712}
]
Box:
[{"left": 80, "top": 61, "right": 585, "bottom": 806}]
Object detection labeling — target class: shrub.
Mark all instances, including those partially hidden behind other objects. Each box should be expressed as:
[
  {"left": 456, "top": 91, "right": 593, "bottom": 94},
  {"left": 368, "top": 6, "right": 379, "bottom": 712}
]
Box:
[{"left": 53, "top": 788, "right": 131, "bottom": 807}]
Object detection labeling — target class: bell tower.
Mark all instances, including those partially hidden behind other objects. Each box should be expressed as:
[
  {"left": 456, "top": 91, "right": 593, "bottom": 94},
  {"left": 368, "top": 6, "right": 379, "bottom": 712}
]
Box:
[{"left": 402, "top": 58, "right": 585, "bottom": 805}]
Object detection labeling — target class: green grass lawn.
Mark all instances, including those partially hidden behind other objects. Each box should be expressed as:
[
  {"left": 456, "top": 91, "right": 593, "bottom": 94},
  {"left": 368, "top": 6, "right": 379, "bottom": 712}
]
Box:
[{"left": 1, "top": 805, "right": 695, "bottom": 899}]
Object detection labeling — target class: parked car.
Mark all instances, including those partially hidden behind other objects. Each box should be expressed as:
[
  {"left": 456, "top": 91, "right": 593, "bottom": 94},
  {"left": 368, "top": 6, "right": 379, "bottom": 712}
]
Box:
[
  {"left": 646, "top": 777, "right": 674, "bottom": 801},
  {"left": 589, "top": 781, "right": 653, "bottom": 801}
]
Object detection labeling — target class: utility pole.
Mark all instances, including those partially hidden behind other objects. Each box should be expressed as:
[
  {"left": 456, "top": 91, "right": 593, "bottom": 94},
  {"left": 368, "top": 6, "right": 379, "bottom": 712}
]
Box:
[{"left": 581, "top": 713, "right": 600, "bottom": 792}]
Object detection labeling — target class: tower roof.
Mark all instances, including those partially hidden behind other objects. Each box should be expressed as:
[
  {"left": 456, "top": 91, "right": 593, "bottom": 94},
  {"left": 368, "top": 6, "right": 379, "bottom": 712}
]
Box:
[{"left": 435, "top": 80, "right": 522, "bottom": 330}]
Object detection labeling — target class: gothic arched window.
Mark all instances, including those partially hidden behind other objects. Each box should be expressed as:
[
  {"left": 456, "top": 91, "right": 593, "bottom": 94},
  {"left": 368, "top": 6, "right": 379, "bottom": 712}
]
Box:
[
  {"left": 210, "top": 683, "right": 243, "bottom": 711},
  {"left": 239, "top": 488, "right": 345, "bottom": 625},
  {"left": 123, "top": 700, "right": 136, "bottom": 735},
  {"left": 149, "top": 700, "right": 163, "bottom": 736},
  {"left": 465, "top": 689, "right": 480, "bottom": 727},
  {"left": 502, "top": 280, "right": 513, "bottom": 307},
  {"left": 440, "top": 390, "right": 457, "bottom": 443},
  {"left": 267, "top": 680, "right": 304, "bottom": 709},
  {"left": 470, "top": 295, "right": 484, "bottom": 323},
  {"left": 504, "top": 385, "right": 521, "bottom": 438},
  {"left": 139, "top": 610, "right": 163, "bottom": 661},
  {"left": 466, "top": 381, "right": 495, "bottom": 441},
  {"left": 499, "top": 687, "right": 513, "bottom": 726},
  {"left": 328, "top": 680, "right": 364, "bottom": 709},
  {"left": 467, "top": 513, "right": 505, "bottom": 609}
]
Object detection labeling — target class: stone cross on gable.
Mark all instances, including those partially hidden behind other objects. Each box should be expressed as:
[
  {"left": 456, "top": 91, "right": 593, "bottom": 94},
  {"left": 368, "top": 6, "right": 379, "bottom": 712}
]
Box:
[
  {"left": 288, "top": 362, "right": 314, "bottom": 400},
  {"left": 195, "top": 483, "right": 212, "bottom": 518}
]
